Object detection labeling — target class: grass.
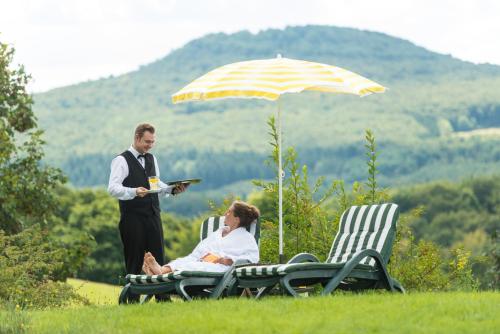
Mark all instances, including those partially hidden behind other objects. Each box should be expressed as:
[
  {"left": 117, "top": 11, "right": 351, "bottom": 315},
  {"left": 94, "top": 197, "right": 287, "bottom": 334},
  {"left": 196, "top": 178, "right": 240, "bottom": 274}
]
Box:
[
  {"left": 2, "top": 280, "right": 498, "bottom": 333},
  {"left": 20, "top": 291, "right": 500, "bottom": 333},
  {"left": 67, "top": 278, "right": 122, "bottom": 306}
]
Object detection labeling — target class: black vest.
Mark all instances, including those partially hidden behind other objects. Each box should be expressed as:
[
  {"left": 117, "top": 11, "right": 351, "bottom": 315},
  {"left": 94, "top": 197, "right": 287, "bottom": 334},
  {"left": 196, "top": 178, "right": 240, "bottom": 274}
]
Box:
[{"left": 118, "top": 151, "right": 160, "bottom": 216}]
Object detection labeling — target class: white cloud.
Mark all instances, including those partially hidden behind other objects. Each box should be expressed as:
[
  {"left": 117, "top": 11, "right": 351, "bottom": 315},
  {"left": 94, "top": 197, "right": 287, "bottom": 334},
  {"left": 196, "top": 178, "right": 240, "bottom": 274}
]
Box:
[{"left": 1, "top": 0, "right": 499, "bottom": 92}]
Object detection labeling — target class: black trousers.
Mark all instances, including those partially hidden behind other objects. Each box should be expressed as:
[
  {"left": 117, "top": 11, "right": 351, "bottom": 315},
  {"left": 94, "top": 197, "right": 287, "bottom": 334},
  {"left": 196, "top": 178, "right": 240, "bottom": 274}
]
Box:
[{"left": 119, "top": 211, "right": 165, "bottom": 275}]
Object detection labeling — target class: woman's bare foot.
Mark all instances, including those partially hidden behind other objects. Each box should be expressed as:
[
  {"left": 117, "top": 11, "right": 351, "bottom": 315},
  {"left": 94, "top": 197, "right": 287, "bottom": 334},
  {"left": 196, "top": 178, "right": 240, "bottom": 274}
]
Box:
[
  {"left": 144, "top": 253, "right": 163, "bottom": 275},
  {"left": 142, "top": 252, "right": 153, "bottom": 275},
  {"left": 142, "top": 261, "right": 153, "bottom": 275}
]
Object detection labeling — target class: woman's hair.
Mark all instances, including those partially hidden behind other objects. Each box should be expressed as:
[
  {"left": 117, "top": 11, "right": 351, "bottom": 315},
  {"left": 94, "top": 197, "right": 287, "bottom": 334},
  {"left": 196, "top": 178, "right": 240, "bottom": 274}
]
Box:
[{"left": 232, "top": 201, "right": 260, "bottom": 229}]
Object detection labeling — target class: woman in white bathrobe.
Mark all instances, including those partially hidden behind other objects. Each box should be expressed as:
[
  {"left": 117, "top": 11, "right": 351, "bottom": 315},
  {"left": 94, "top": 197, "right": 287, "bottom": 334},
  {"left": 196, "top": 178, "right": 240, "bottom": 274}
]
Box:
[{"left": 143, "top": 201, "right": 260, "bottom": 274}]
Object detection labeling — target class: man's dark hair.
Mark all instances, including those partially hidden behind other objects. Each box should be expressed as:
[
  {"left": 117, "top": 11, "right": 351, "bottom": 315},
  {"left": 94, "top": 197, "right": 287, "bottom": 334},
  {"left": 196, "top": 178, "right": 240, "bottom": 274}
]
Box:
[
  {"left": 135, "top": 123, "right": 155, "bottom": 138},
  {"left": 232, "top": 201, "right": 260, "bottom": 228}
]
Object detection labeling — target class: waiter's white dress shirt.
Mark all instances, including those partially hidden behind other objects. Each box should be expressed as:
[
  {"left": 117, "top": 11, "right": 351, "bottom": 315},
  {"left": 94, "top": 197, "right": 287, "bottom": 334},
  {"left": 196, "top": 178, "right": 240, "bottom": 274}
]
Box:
[{"left": 108, "top": 146, "right": 174, "bottom": 200}]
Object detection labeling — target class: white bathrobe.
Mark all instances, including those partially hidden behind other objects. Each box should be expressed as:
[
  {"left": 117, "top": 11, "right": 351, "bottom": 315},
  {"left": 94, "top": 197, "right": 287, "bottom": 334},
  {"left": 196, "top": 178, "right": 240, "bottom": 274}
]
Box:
[{"left": 168, "top": 226, "right": 259, "bottom": 272}]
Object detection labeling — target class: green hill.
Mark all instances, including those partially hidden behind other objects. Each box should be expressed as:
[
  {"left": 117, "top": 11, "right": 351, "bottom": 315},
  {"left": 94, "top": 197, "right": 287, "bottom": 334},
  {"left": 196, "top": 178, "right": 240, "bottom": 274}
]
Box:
[{"left": 33, "top": 25, "right": 500, "bottom": 194}]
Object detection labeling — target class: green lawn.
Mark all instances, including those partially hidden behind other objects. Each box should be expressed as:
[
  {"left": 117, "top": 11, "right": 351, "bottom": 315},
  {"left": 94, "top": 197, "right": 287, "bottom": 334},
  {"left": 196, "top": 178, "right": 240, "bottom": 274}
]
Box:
[
  {"left": 17, "top": 291, "right": 499, "bottom": 333},
  {"left": 67, "top": 278, "right": 122, "bottom": 306}
]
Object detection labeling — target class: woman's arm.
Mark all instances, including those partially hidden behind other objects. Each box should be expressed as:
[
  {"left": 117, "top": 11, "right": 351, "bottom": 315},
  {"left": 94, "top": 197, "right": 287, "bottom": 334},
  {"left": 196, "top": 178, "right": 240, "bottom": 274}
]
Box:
[{"left": 223, "top": 233, "right": 259, "bottom": 264}]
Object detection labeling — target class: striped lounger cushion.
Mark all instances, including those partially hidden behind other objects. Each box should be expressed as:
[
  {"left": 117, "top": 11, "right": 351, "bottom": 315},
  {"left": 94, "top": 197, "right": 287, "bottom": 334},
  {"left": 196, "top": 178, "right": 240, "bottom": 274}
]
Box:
[
  {"left": 172, "top": 270, "right": 225, "bottom": 279},
  {"left": 327, "top": 203, "right": 399, "bottom": 267},
  {"left": 126, "top": 273, "right": 175, "bottom": 284},
  {"left": 235, "top": 264, "right": 281, "bottom": 278}
]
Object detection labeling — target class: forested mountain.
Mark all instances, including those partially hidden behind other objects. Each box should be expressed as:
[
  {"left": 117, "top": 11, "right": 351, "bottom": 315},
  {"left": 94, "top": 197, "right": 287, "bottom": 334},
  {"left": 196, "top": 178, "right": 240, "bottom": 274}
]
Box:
[{"left": 33, "top": 25, "right": 500, "bottom": 203}]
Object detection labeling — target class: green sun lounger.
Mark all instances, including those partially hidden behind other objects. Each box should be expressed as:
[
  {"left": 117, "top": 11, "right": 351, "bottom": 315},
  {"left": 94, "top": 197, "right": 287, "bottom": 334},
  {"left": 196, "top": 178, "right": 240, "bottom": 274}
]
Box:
[
  {"left": 118, "top": 216, "right": 260, "bottom": 303},
  {"left": 233, "top": 203, "right": 404, "bottom": 298}
]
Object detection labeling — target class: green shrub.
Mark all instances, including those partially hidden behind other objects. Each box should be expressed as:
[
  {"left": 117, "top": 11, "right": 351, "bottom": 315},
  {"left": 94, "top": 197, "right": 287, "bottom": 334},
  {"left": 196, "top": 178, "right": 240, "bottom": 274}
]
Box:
[
  {"left": 0, "top": 41, "right": 66, "bottom": 235},
  {"left": 390, "top": 239, "right": 449, "bottom": 291},
  {"left": 0, "top": 226, "right": 88, "bottom": 309},
  {"left": 0, "top": 41, "right": 86, "bottom": 309},
  {"left": 448, "top": 247, "right": 479, "bottom": 291},
  {"left": 388, "top": 207, "right": 480, "bottom": 291},
  {"left": 388, "top": 207, "right": 447, "bottom": 291}
]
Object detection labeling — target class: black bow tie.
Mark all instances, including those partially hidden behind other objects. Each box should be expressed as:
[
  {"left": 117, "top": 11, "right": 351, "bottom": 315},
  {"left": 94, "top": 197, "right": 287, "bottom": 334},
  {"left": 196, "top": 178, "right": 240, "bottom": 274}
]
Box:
[{"left": 137, "top": 154, "right": 145, "bottom": 160}]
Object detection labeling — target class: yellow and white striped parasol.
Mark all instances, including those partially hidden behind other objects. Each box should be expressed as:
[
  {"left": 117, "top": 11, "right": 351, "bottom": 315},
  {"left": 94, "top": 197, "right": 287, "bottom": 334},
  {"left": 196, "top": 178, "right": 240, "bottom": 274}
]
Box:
[
  {"left": 172, "top": 56, "right": 385, "bottom": 103},
  {"left": 172, "top": 56, "right": 386, "bottom": 263}
]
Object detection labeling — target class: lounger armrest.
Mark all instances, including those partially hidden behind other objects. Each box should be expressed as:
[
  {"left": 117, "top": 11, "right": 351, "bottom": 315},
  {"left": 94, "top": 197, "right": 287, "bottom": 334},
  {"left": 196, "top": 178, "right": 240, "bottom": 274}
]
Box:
[
  {"left": 210, "top": 259, "right": 254, "bottom": 299},
  {"left": 321, "top": 249, "right": 397, "bottom": 295},
  {"left": 287, "top": 252, "right": 320, "bottom": 264},
  {"left": 346, "top": 249, "right": 384, "bottom": 269},
  {"left": 234, "top": 259, "right": 253, "bottom": 267}
]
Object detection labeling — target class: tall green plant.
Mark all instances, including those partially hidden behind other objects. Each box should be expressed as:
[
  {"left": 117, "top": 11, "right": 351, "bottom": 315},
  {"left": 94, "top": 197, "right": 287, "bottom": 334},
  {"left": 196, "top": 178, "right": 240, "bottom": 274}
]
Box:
[
  {"left": 253, "top": 118, "right": 391, "bottom": 262},
  {"left": 365, "top": 129, "right": 378, "bottom": 203},
  {"left": 0, "top": 41, "right": 65, "bottom": 234},
  {"left": 0, "top": 41, "right": 83, "bottom": 308}
]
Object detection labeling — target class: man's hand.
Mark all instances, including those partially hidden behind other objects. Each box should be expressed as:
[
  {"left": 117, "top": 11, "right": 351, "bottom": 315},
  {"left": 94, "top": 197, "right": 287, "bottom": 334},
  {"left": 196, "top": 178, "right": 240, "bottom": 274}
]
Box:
[
  {"left": 136, "top": 187, "right": 148, "bottom": 197},
  {"left": 172, "top": 183, "right": 189, "bottom": 195}
]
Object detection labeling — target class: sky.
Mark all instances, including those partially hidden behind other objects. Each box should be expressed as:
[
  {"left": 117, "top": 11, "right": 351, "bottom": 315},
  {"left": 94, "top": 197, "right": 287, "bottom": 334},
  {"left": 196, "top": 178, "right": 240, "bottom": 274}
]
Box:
[{"left": 1, "top": 0, "right": 499, "bottom": 93}]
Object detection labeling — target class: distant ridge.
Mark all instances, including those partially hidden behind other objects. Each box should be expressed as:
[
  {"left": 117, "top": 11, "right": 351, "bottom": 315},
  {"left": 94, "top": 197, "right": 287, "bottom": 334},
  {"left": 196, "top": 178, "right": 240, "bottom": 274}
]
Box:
[{"left": 33, "top": 25, "right": 500, "bottom": 203}]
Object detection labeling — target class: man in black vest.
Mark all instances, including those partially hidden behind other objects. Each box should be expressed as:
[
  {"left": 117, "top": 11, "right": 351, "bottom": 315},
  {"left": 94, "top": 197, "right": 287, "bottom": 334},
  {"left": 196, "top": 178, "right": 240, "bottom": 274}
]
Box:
[{"left": 108, "top": 123, "right": 186, "bottom": 298}]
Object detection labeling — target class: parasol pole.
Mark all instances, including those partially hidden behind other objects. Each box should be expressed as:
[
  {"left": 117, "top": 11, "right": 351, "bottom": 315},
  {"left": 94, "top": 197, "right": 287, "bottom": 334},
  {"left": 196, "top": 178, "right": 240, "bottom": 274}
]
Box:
[{"left": 277, "top": 98, "right": 284, "bottom": 264}]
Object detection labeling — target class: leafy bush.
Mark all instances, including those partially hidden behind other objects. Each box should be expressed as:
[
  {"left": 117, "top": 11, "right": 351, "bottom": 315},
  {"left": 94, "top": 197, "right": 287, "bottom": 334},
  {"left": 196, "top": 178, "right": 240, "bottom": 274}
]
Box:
[
  {"left": 0, "top": 226, "right": 88, "bottom": 309},
  {"left": 388, "top": 210, "right": 449, "bottom": 291},
  {"left": 388, "top": 207, "right": 481, "bottom": 291},
  {"left": 0, "top": 42, "right": 66, "bottom": 234},
  {"left": 448, "top": 247, "right": 479, "bottom": 291},
  {"left": 0, "top": 42, "right": 87, "bottom": 308}
]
